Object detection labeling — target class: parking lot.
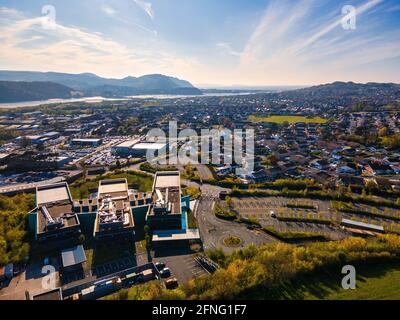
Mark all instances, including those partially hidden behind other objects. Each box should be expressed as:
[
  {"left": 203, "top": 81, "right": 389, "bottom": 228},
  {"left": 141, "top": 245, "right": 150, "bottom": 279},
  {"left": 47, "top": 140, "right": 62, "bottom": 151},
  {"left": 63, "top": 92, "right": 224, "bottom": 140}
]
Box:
[
  {"left": 230, "top": 196, "right": 347, "bottom": 240},
  {"left": 153, "top": 250, "right": 208, "bottom": 284}
]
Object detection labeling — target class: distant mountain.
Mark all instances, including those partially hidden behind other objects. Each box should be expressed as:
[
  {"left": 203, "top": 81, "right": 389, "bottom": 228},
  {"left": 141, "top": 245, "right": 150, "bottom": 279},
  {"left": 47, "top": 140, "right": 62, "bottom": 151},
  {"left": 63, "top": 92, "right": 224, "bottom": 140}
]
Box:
[
  {"left": 0, "top": 81, "right": 79, "bottom": 103},
  {"left": 291, "top": 81, "right": 400, "bottom": 98},
  {"left": 0, "top": 71, "right": 202, "bottom": 98}
]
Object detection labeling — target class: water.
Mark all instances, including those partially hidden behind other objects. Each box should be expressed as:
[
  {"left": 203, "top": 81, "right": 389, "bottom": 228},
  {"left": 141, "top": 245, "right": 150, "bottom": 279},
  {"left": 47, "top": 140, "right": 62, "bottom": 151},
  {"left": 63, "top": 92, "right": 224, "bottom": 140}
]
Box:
[{"left": 0, "top": 92, "right": 263, "bottom": 109}]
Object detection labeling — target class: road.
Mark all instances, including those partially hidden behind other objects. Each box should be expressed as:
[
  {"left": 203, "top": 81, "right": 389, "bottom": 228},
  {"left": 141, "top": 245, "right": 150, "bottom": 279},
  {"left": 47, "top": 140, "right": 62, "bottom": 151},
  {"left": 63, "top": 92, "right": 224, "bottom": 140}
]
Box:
[{"left": 195, "top": 189, "right": 276, "bottom": 252}]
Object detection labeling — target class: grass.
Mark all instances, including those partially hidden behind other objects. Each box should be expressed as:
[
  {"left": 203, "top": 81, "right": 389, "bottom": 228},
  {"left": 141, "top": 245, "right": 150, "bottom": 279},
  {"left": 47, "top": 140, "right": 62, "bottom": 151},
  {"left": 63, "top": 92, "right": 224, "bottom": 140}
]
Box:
[
  {"left": 223, "top": 236, "right": 242, "bottom": 247},
  {"left": 271, "top": 262, "right": 400, "bottom": 300},
  {"left": 187, "top": 208, "right": 198, "bottom": 229},
  {"left": 262, "top": 226, "right": 328, "bottom": 241},
  {"left": 249, "top": 115, "right": 328, "bottom": 124},
  {"left": 70, "top": 170, "right": 153, "bottom": 199}
]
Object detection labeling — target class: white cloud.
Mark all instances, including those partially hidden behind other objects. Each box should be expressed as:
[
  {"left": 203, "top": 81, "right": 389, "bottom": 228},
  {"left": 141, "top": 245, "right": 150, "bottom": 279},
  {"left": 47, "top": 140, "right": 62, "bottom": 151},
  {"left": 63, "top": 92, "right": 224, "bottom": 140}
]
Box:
[
  {"left": 133, "top": 0, "right": 154, "bottom": 20},
  {"left": 0, "top": 7, "right": 200, "bottom": 79},
  {"left": 220, "top": 0, "right": 398, "bottom": 86},
  {"left": 101, "top": 4, "right": 116, "bottom": 17},
  {"left": 292, "top": 0, "right": 384, "bottom": 54},
  {"left": 216, "top": 42, "right": 241, "bottom": 57}
]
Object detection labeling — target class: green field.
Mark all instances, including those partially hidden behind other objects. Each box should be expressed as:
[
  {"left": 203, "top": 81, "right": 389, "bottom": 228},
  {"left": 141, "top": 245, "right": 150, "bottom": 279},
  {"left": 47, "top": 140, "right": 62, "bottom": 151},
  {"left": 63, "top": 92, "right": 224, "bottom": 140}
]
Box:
[
  {"left": 249, "top": 115, "right": 328, "bottom": 124},
  {"left": 70, "top": 170, "right": 153, "bottom": 199},
  {"left": 273, "top": 262, "right": 400, "bottom": 300}
]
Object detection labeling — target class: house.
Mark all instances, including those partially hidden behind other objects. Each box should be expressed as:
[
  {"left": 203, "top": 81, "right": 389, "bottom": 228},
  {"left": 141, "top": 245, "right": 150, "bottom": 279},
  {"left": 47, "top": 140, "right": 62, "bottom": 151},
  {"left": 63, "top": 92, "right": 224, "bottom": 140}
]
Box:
[
  {"left": 367, "top": 161, "right": 394, "bottom": 176},
  {"left": 310, "top": 159, "right": 330, "bottom": 171},
  {"left": 337, "top": 165, "right": 357, "bottom": 175}
]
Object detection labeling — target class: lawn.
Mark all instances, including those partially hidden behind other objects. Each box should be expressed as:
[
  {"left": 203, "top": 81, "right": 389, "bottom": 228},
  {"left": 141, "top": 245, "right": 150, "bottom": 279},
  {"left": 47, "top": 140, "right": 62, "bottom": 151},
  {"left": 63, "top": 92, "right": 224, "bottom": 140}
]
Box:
[
  {"left": 272, "top": 262, "right": 400, "bottom": 300},
  {"left": 249, "top": 115, "right": 328, "bottom": 124},
  {"left": 70, "top": 170, "right": 153, "bottom": 199}
]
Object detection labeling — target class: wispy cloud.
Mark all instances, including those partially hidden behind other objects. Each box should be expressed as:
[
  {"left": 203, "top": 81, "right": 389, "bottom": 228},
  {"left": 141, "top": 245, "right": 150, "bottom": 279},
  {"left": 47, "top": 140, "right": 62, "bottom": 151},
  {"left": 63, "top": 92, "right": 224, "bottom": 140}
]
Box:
[
  {"left": 222, "top": 0, "right": 399, "bottom": 85},
  {"left": 0, "top": 7, "right": 198, "bottom": 78},
  {"left": 133, "top": 0, "right": 154, "bottom": 20},
  {"left": 100, "top": 3, "right": 157, "bottom": 36},
  {"left": 101, "top": 4, "right": 116, "bottom": 17},
  {"left": 216, "top": 42, "right": 241, "bottom": 57},
  {"left": 293, "top": 0, "right": 384, "bottom": 54}
]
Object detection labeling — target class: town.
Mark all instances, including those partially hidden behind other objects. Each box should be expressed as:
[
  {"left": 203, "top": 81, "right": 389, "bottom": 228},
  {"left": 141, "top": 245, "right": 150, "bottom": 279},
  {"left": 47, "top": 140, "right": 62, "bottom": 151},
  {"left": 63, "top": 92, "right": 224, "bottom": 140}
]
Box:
[{"left": 1, "top": 82, "right": 400, "bottom": 300}]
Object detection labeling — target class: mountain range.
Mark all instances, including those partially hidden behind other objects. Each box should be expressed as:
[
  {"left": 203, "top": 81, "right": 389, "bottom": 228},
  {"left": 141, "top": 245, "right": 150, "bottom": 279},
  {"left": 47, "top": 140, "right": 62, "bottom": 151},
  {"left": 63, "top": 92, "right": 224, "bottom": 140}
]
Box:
[{"left": 0, "top": 71, "right": 202, "bottom": 102}]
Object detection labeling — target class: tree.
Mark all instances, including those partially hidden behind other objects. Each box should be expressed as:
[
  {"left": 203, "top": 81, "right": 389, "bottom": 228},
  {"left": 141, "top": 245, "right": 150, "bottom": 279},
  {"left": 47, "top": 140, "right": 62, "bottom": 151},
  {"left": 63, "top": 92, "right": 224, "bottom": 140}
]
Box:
[
  {"left": 378, "top": 127, "right": 389, "bottom": 137},
  {"left": 144, "top": 225, "right": 152, "bottom": 250}
]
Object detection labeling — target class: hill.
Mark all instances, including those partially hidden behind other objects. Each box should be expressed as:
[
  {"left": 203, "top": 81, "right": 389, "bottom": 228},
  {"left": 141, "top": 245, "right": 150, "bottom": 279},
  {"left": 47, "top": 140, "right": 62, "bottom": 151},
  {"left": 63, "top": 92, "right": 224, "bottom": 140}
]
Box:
[
  {"left": 0, "top": 81, "right": 77, "bottom": 103},
  {"left": 0, "top": 71, "right": 202, "bottom": 98},
  {"left": 296, "top": 81, "right": 400, "bottom": 97}
]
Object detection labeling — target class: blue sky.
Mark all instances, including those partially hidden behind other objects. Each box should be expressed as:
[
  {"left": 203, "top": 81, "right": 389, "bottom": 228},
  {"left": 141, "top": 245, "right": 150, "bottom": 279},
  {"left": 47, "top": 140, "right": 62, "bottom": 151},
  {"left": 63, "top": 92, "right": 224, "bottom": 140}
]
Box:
[{"left": 0, "top": 0, "right": 399, "bottom": 86}]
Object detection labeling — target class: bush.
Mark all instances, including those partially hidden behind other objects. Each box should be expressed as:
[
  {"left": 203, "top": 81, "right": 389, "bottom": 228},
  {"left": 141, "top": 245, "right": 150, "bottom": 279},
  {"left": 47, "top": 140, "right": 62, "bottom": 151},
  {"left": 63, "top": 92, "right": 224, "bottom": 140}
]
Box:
[
  {"left": 113, "top": 235, "right": 400, "bottom": 300},
  {"left": 0, "top": 193, "right": 35, "bottom": 265},
  {"left": 214, "top": 204, "right": 238, "bottom": 221}
]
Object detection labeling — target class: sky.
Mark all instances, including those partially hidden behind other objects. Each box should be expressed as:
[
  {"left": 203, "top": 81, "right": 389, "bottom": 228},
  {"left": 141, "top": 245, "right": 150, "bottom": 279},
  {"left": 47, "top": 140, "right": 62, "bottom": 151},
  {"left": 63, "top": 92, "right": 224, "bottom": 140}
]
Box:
[{"left": 0, "top": 0, "right": 399, "bottom": 87}]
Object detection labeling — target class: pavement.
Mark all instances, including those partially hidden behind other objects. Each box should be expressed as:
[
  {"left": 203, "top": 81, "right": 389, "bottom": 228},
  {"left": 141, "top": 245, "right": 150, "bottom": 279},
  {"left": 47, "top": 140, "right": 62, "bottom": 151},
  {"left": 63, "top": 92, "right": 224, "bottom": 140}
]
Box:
[
  {"left": 0, "top": 260, "right": 61, "bottom": 300},
  {"left": 196, "top": 192, "right": 276, "bottom": 253}
]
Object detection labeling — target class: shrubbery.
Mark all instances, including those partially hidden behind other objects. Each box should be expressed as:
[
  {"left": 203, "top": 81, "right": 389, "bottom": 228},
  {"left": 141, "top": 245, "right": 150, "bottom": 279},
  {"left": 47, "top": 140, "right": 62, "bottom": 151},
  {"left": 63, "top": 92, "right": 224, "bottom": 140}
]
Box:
[
  {"left": 139, "top": 162, "right": 178, "bottom": 174},
  {"left": 112, "top": 235, "right": 400, "bottom": 300},
  {"left": 214, "top": 204, "right": 238, "bottom": 221},
  {"left": 0, "top": 193, "right": 35, "bottom": 265}
]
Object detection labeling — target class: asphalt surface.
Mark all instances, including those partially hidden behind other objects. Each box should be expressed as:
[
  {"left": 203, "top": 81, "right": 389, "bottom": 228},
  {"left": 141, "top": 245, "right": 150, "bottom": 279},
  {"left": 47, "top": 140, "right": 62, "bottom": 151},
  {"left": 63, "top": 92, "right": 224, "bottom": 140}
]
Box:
[{"left": 196, "top": 192, "right": 276, "bottom": 252}]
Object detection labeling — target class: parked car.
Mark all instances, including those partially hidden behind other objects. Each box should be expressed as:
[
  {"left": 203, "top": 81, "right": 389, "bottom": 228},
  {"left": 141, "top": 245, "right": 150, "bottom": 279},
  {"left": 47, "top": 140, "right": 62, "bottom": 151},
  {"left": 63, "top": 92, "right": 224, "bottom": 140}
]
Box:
[
  {"left": 270, "top": 211, "right": 277, "bottom": 219},
  {"left": 155, "top": 262, "right": 166, "bottom": 271},
  {"left": 160, "top": 268, "right": 171, "bottom": 278},
  {"left": 165, "top": 277, "right": 179, "bottom": 289}
]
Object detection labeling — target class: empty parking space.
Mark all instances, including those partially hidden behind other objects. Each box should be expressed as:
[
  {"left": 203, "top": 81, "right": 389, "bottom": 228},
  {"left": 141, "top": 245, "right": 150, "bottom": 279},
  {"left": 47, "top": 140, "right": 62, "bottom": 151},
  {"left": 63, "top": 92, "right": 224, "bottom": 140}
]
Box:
[{"left": 154, "top": 253, "right": 207, "bottom": 284}]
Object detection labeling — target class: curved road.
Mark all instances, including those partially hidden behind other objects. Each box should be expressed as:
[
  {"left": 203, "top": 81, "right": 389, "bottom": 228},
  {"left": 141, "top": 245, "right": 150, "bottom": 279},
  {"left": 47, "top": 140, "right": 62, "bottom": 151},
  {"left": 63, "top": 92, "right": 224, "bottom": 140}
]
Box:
[{"left": 196, "top": 191, "right": 277, "bottom": 253}]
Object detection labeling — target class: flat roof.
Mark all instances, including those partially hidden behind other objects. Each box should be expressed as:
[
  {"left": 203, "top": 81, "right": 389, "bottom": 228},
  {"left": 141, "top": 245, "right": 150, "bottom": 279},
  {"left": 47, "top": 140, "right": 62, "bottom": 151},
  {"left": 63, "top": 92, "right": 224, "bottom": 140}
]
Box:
[
  {"left": 72, "top": 138, "right": 102, "bottom": 142},
  {"left": 0, "top": 153, "right": 9, "bottom": 160},
  {"left": 37, "top": 183, "right": 71, "bottom": 205},
  {"left": 341, "top": 219, "right": 384, "bottom": 232},
  {"left": 153, "top": 229, "right": 200, "bottom": 242},
  {"left": 132, "top": 143, "right": 166, "bottom": 150},
  {"left": 32, "top": 288, "right": 63, "bottom": 301},
  {"left": 116, "top": 138, "right": 141, "bottom": 148},
  {"left": 61, "top": 245, "right": 87, "bottom": 268},
  {"left": 154, "top": 171, "right": 180, "bottom": 188},
  {"left": 98, "top": 179, "right": 128, "bottom": 197}
]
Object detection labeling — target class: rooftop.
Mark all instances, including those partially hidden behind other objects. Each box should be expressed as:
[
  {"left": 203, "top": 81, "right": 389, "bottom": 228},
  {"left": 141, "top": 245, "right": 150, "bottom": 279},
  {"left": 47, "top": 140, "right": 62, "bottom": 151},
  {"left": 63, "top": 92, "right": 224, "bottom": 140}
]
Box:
[
  {"left": 154, "top": 171, "right": 180, "bottom": 188},
  {"left": 149, "top": 171, "right": 182, "bottom": 216},
  {"left": 98, "top": 179, "right": 128, "bottom": 198},
  {"left": 95, "top": 179, "right": 134, "bottom": 234},
  {"left": 36, "top": 183, "right": 79, "bottom": 235},
  {"left": 32, "top": 288, "right": 63, "bottom": 301},
  {"left": 132, "top": 143, "right": 167, "bottom": 150},
  {"left": 61, "top": 245, "right": 87, "bottom": 268},
  {"left": 36, "top": 183, "right": 71, "bottom": 206},
  {"left": 115, "top": 138, "right": 141, "bottom": 148}
]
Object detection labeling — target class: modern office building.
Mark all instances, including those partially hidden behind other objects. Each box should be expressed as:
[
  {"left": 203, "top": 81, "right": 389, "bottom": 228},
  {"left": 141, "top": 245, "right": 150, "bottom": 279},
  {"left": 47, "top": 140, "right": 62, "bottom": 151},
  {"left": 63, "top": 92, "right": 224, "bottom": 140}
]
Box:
[
  {"left": 146, "top": 171, "right": 183, "bottom": 230},
  {"left": 33, "top": 183, "right": 81, "bottom": 242},
  {"left": 112, "top": 138, "right": 167, "bottom": 157},
  {"left": 93, "top": 179, "right": 135, "bottom": 240},
  {"left": 71, "top": 138, "right": 103, "bottom": 148},
  {"left": 146, "top": 171, "right": 201, "bottom": 248}
]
